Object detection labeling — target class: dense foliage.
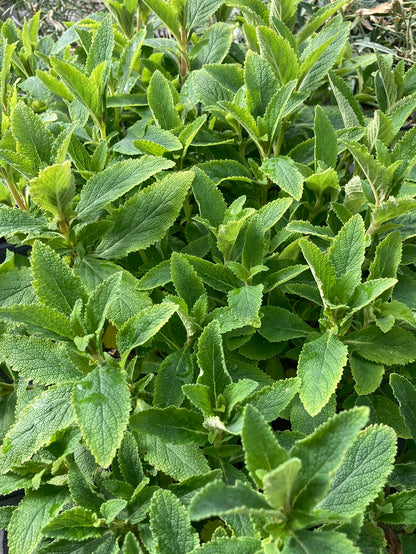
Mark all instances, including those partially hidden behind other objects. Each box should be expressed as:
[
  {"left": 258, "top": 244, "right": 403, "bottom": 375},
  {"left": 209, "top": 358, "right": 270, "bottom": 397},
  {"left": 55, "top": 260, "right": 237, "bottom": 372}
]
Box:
[{"left": 0, "top": 1, "right": 415, "bottom": 552}]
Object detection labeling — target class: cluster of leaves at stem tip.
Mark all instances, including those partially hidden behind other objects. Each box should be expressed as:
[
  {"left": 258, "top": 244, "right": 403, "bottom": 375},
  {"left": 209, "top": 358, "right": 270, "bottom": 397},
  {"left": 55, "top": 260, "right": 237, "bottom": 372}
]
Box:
[{"left": 0, "top": 0, "right": 415, "bottom": 552}]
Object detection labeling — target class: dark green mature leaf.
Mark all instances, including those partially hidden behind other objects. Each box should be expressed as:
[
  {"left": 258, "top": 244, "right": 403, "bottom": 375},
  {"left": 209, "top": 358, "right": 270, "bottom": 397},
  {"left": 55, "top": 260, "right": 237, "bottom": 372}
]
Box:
[
  {"left": 150, "top": 489, "right": 198, "bottom": 553},
  {"left": 390, "top": 374, "right": 416, "bottom": 443},
  {"left": 72, "top": 366, "right": 130, "bottom": 467},
  {"left": 96, "top": 172, "right": 193, "bottom": 259},
  {"left": 314, "top": 106, "right": 337, "bottom": 169},
  {"left": 345, "top": 326, "right": 416, "bottom": 365},
  {"left": 130, "top": 407, "right": 206, "bottom": 445},
  {"left": 379, "top": 491, "right": 416, "bottom": 524},
  {"left": 259, "top": 306, "right": 312, "bottom": 342}
]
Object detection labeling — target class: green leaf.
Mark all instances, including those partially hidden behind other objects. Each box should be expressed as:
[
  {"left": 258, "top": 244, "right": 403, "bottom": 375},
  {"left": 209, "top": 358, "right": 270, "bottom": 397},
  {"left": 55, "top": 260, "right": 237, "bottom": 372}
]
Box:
[
  {"left": 190, "top": 537, "right": 261, "bottom": 553},
  {"left": 7, "top": 486, "right": 69, "bottom": 554},
  {"left": 86, "top": 15, "right": 114, "bottom": 75},
  {"left": 189, "top": 480, "right": 273, "bottom": 520},
  {"left": 328, "top": 70, "right": 364, "bottom": 127},
  {"left": 130, "top": 407, "right": 206, "bottom": 445},
  {"left": 296, "top": 0, "right": 349, "bottom": 43},
  {"left": 257, "top": 26, "right": 298, "bottom": 86},
  {"left": 0, "top": 206, "right": 45, "bottom": 237},
  {"left": 150, "top": 489, "right": 199, "bottom": 553},
  {"left": 117, "top": 301, "right": 178, "bottom": 362},
  {"left": 257, "top": 198, "right": 293, "bottom": 232},
  {"left": 186, "top": 0, "right": 223, "bottom": 33},
  {"left": 342, "top": 140, "right": 390, "bottom": 203},
  {"left": 299, "top": 239, "right": 336, "bottom": 307},
  {"left": 172, "top": 252, "right": 206, "bottom": 310},
  {"left": 244, "top": 50, "right": 279, "bottom": 118},
  {"left": 31, "top": 241, "right": 87, "bottom": 318},
  {"left": 349, "top": 278, "right": 397, "bottom": 312},
  {"left": 30, "top": 162, "right": 75, "bottom": 221},
  {"left": 101, "top": 499, "right": 127, "bottom": 523},
  {"left": 259, "top": 306, "right": 312, "bottom": 342},
  {"left": 228, "top": 377, "right": 300, "bottom": 433},
  {"left": 290, "top": 407, "right": 369, "bottom": 510},
  {"left": 72, "top": 365, "right": 130, "bottom": 467},
  {"left": 390, "top": 373, "right": 416, "bottom": 443},
  {"left": 118, "top": 431, "right": 143, "bottom": 488},
  {"left": 121, "top": 532, "right": 143, "bottom": 554},
  {"left": 189, "top": 23, "right": 232, "bottom": 69},
  {"left": 185, "top": 256, "right": 242, "bottom": 292},
  {"left": 11, "top": 101, "right": 52, "bottom": 167},
  {"left": 197, "top": 320, "right": 232, "bottom": 405},
  {"left": 328, "top": 213, "right": 365, "bottom": 285},
  {"left": 299, "top": 22, "right": 349, "bottom": 92},
  {"left": 369, "top": 231, "right": 402, "bottom": 281},
  {"left": 83, "top": 272, "right": 122, "bottom": 335},
  {"left": 218, "top": 101, "right": 261, "bottom": 150},
  {"left": 263, "top": 457, "right": 302, "bottom": 511},
  {"left": 298, "top": 331, "right": 348, "bottom": 416},
  {"left": 154, "top": 348, "right": 193, "bottom": 408},
  {"left": 218, "top": 284, "right": 263, "bottom": 332},
  {"left": 50, "top": 57, "right": 102, "bottom": 119},
  {"left": 96, "top": 171, "right": 193, "bottom": 259},
  {"left": 282, "top": 530, "right": 359, "bottom": 554},
  {"left": 350, "top": 354, "right": 384, "bottom": 396},
  {"left": 242, "top": 404, "right": 288, "bottom": 488},
  {"left": 345, "top": 326, "right": 416, "bottom": 365},
  {"left": 142, "top": 0, "right": 180, "bottom": 38},
  {"left": 76, "top": 156, "right": 174, "bottom": 221},
  {"left": 0, "top": 335, "right": 84, "bottom": 385},
  {"left": 0, "top": 304, "right": 73, "bottom": 340},
  {"left": 148, "top": 70, "right": 181, "bottom": 130},
  {"left": 0, "top": 266, "right": 35, "bottom": 307},
  {"left": 261, "top": 156, "right": 304, "bottom": 200},
  {"left": 137, "top": 260, "right": 172, "bottom": 291},
  {"left": 191, "top": 167, "right": 227, "bottom": 228},
  {"left": 379, "top": 490, "right": 416, "bottom": 524},
  {"left": 318, "top": 424, "right": 396, "bottom": 516},
  {"left": 314, "top": 106, "right": 337, "bottom": 169},
  {"left": 42, "top": 507, "right": 103, "bottom": 540},
  {"left": 0, "top": 385, "right": 75, "bottom": 471},
  {"left": 264, "top": 81, "right": 299, "bottom": 145},
  {"left": 137, "top": 434, "right": 210, "bottom": 481}
]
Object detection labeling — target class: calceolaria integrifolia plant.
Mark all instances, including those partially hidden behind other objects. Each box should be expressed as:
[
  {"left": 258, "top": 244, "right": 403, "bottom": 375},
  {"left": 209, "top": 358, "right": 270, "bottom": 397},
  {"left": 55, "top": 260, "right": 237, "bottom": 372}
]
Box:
[{"left": 0, "top": 0, "right": 415, "bottom": 552}]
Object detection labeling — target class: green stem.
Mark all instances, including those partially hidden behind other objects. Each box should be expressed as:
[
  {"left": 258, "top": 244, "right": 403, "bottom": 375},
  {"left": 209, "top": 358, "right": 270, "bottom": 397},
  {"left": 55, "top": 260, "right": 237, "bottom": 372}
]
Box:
[{"left": 0, "top": 169, "right": 27, "bottom": 210}]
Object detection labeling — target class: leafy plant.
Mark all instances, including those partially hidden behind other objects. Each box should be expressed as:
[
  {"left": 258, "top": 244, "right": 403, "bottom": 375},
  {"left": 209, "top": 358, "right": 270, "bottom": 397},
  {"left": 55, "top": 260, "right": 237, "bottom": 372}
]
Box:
[{"left": 0, "top": 0, "right": 415, "bottom": 552}]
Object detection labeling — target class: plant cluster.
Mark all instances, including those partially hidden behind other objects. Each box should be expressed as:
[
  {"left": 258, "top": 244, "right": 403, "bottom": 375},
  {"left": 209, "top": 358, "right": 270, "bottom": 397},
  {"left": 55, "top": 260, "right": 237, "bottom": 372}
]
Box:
[{"left": 0, "top": 1, "right": 415, "bottom": 552}]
